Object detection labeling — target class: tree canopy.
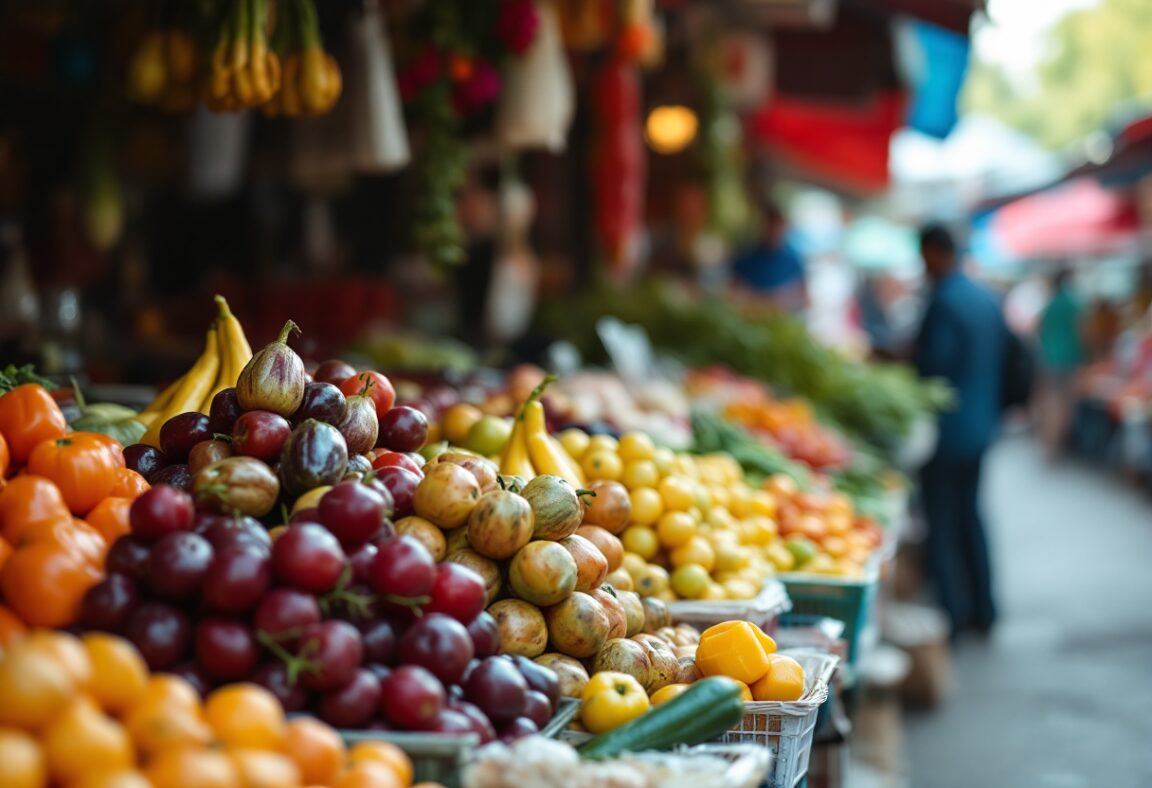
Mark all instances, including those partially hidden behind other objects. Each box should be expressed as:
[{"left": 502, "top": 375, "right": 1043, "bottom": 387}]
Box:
[{"left": 963, "top": 0, "right": 1152, "bottom": 149}]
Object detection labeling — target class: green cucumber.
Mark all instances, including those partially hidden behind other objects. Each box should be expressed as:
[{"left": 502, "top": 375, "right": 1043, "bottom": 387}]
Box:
[{"left": 578, "top": 677, "right": 745, "bottom": 760}]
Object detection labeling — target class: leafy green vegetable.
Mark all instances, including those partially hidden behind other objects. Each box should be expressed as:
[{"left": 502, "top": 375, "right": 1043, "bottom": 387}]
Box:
[
  {"left": 69, "top": 382, "right": 146, "bottom": 446},
  {"left": 536, "top": 280, "right": 952, "bottom": 450},
  {"left": 0, "top": 364, "right": 56, "bottom": 394},
  {"left": 690, "top": 410, "right": 811, "bottom": 487}
]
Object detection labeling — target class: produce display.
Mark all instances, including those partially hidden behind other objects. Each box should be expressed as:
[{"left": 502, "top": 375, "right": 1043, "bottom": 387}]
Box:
[
  {"left": 534, "top": 279, "right": 951, "bottom": 450},
  {"left": 137, "top": 296, "right": 253, "bottom": 444},
  {"left": 0, "top": 629, "right": 415, "bottom": 787},
  {"left": 0, "top": 298, "right": 868, "bottom": 786},
  {"left": 0, "top": 384, "right": 151, "bottom": 633}
]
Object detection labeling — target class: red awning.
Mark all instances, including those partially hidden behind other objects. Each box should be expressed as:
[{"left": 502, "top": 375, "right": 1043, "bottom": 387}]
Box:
[
  {"left": 747, "top": 90, "right": 906, "bottom": 194},
  {"left": 992, "top": 177, "right": 1139, "bottom": 259}
]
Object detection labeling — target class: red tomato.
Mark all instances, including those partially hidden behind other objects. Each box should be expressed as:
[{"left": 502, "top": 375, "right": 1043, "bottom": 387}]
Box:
[{"left": 339, "top": 372, "right": 396, "bottom": 419}]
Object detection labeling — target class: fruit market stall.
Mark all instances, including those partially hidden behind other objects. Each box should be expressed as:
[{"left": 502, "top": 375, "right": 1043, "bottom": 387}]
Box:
[
  {"left": 0, "top": 1, "right": 975, "bottom": 785},
  {"left": 0, "top": 295, "right": 932, "bottom": 787}
]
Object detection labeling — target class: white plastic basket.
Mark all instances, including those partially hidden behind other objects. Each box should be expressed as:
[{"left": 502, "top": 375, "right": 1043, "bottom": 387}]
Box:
[
  {"left": 720, "top": 650, "right": 839, "bottom": 788},
  {"left": 666, "top": 579, "right": 791, "bottom": 633}
]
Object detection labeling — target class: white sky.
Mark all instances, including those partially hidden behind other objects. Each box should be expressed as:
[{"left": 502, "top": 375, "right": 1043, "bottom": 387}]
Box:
[{"left": 973, "top": 0, "right": 1099, "bottom": 86}]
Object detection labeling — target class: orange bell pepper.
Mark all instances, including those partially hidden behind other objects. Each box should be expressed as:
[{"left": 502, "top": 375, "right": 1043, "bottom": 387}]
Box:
[{"left": 0, "top": 384, "right": 68, "bottom": 465}]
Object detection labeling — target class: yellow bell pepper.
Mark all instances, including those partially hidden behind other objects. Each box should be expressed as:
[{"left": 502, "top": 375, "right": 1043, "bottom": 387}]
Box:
[
  {"left": 695, "top": 621, "right": 773, "bottom": 684},
  {"left": 581, "top": 671, "right": 650, "bottom": 734}
]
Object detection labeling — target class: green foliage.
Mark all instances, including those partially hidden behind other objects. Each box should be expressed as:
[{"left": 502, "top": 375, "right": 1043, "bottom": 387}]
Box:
[
  {"left": 964, "top": 0, "right": 1152, "bottom": 149},
  {"left": 535, "top": 280, "right": 952, "bottom": 450},
  {"left": 0, "top": 364, "right": 56, "bottom": 394}
]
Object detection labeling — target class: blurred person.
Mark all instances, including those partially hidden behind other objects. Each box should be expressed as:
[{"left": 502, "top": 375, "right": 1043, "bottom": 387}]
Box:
[
  {"left": 1036, "top": 269, "right": 1084, "bottom": 459},
  {"left": 729, "top": 202, "right": 807, "bottom": 313},
  {"left": 913, "top": 224, "right": 1005, "bottom": 637}
]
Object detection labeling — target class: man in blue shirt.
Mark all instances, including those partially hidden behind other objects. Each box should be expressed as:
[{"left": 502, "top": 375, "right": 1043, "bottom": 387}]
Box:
[
  {"left": 730, "top": 203, "right": 807, "bottom": 313},
  {"left": 913, "top": 224, "right": 1004, "bottom": 637}
]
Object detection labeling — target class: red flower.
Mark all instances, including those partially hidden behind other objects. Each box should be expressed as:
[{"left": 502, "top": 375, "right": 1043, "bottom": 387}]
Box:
[
  {"left": 497, "top": 0, "right": 540, "bottom": 55},
  {"left": 453, "top": 59, "right": 501, "bottom": 115}
]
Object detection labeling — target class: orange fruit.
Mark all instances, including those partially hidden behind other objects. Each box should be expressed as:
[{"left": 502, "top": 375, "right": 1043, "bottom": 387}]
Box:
[
  {"left": 441, "top": 403, "right": 483, "bottom": 446},
  {"left": 0, "top": 638, "right": 75, "bottom": 728},
  {"left": 146, "top": 747, "right": 239, "bottom": 788},
  {"left": 85, "top": 497, "right": 134, "bottom": 542},
  {"left": 750, "top": 654, "right": 805, "bottom": 702},
  {"left": 283, "top": 717, "right": 346, "bottom": 785},
  {"left": 42, "top": 698, "right": 134, "bottom": 782},
  {"left": 71, "top": 770, "right": 153, "bottom": 788},
  {"left": 83, "top": 633, "right": 149, "bottom": 715},
  {"left": 140, "top": 673, "right": 202, "bottom": 711},
  {"left": 649, "top": 683, "right": 691, "bottom": 705},
  {"left": 229, "top": 747, "right": 302, "bottom": 788},
  {"left": 348, "top": 740, "right": 413, "bottom": 785},
  {"left": 123, "top": 681, "right": 212, "bottom": 758},
  {"left": 335, "top": 762, "right": 405, "bottom": 788},
  {"left": 0, "top": 727, "right": 46, "bottom": 788},
  {"left": 204, "top": 683, "right": 286, "bottom": 749},
  {"left": 0, "top": 604, "right": 27, "bottom": 651},
  {"left": 23, "top": 629, "right": 92, "bottom": 688}
]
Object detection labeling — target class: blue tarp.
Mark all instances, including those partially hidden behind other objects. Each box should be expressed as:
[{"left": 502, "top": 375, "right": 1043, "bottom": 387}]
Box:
[{"left": 900, "top": 19, "right": 970, "bottom": 139}]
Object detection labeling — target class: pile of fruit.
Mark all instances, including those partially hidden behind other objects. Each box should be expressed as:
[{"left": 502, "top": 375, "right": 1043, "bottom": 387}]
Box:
[
  {"left": 687, "top": 367, "right": 851, "bottom": 470},
  {"left": 0, "top": 629, "right": 416, "bottom": 787},
  {"left": 0, "top": 298, "right": 865, "bottom": 785},
  {"left": 79, "top": 480, "right": 562, "bottom": 743},
  {"left": 550, "top": 427, "right": 882, "bottom": 593},
  {"left": 0, "top": 382, "right": 151, "bottom": 636}
]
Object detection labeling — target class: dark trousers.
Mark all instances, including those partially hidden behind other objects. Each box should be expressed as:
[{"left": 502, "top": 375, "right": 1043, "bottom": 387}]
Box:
[{"left": 919, "top": 454, "right": 997, "bottom": 634}]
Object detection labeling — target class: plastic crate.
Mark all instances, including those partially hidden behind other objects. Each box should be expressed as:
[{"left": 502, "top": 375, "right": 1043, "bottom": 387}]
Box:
[
  {"left": 342, "top": 698, "right": 580, "bottom": 787},
  {"left": 667, "top": 579, "right": 791, "bottom": 635},
  {"left": 778, "top": 574, "right": 877, "bottom": 667},
  {"left": 341, "top": 730, "right": 477, "bottom": 787},
  {"left": 720, "top": 650, "right": 839, "bottom": 788}
]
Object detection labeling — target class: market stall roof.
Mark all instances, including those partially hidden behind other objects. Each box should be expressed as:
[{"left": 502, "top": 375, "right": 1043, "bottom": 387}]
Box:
[
  {"left": 988, "top": 177, "right": 1139, "bottom": 260},
  {"left": 1065, "top": 114, "right": 1152, "bottom": 188}
]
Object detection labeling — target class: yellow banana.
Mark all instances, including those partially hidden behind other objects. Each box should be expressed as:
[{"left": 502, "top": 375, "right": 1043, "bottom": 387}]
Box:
[
  {"left": 138, "top": 373, "right": 186, "bottom": 422},
  {"left": 202, "top": 295, "right": 253, "bottom": 410},
  {"left": 523, "top": 399, "right": 585, "bottom": 488},
  {"left": 141, "top": 326, "right": 220, "bottom": 447},
  {"left": 499, "top": 413, "right": 536, "bottom": 479}
]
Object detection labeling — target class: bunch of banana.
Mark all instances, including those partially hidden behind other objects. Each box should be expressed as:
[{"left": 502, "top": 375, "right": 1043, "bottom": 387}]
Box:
[
  {"left": 263, "top": 0, "right": 342, "bottom": 117},
  {"left": 499, "top": 377, "right": 586, "bottom": 488},
  {"left": 205, "top": 0, "right": 281, "bottom": 112},
  {"left": 137, "top": 296, "right": 253, "bottom": 446},
  {"left": 127, "top": 3, "right": 200, "bottom": 112}
]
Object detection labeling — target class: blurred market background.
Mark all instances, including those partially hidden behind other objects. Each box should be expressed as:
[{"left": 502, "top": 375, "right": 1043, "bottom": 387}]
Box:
[{"left": 2, "top": 0, "right": 1152, "bottom": 786}]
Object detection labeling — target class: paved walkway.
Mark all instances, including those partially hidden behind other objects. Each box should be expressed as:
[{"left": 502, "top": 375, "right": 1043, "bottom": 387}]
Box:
[{"left": 903, "top": 436, "right": 1152, "bottom": 787}]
